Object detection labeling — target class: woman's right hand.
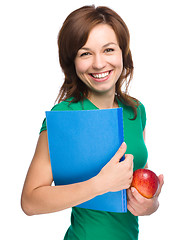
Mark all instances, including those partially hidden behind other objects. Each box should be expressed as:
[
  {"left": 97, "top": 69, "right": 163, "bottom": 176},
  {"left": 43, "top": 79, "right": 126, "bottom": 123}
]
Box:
[{"left": 96, "top": 142, "right": 133, "bottom": 194}]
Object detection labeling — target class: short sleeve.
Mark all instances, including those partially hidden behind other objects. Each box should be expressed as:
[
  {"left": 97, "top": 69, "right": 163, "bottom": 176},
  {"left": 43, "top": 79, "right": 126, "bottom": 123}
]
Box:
[
  {"left": 139, "top": 103, "right": 146, "bottom": 130},
  {"left": 39, "top": 100, "right": 72, "bottom": 134},
  {"left": 40, "top": 118, "right": 47, "bottom": 133},
  {"left": 39, "top": 103, "right": 66, "bottom": 134}
]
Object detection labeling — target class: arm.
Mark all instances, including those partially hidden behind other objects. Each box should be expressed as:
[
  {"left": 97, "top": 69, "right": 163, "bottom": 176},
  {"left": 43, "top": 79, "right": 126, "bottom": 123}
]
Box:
[
  {"left": 21, "top": 131, "right": 101, "bottom": 215},
  {"left": 21, "top": 132, "right": 133, "bottom": 216},
  {"left": 127, "top": 128, "right": 164, "bottom": 216}
]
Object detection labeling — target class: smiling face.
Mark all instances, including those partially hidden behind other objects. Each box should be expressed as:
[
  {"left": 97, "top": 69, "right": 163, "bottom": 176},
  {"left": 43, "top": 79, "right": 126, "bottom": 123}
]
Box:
[{"left": 74, "top": 24, "right": 123, "bottom": 97}]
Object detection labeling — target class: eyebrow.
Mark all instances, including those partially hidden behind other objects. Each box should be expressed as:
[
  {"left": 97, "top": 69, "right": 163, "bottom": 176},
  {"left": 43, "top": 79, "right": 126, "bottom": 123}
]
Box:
[{"left": 80, "top": 42, "right": 118, "bottom": 51}]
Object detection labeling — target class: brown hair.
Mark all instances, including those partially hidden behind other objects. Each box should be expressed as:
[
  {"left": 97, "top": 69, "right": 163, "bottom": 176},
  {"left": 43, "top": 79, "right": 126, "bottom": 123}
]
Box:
[{"left": 57, "top": 5, "right": 139, "bottom": 119}]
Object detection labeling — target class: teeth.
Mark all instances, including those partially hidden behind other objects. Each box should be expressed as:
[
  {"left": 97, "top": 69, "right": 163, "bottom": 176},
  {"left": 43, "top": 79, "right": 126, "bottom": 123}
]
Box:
[{"left": 91, "top": 71, "right": 110, "bottom": 79}]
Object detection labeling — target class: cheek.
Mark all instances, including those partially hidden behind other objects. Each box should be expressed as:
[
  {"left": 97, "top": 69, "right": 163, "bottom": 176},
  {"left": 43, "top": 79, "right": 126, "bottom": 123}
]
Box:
[
  {"left": 110, "top": 54, "right": 123, "bottom": 70},
  {"left": 75, "top": 59, "right": 90, "bottom": 75},
  {"left": 116, "top": 54, "right": 123, "bottom": 69},
  {"left": 113, "top": 55, "right": 124, "bottom": 81}
]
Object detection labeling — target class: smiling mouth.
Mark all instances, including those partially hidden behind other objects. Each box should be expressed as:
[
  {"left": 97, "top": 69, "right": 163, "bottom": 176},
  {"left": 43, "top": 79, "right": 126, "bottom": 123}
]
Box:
[{"left": 89, "top": 70, "right": 112, "bottom": 81}]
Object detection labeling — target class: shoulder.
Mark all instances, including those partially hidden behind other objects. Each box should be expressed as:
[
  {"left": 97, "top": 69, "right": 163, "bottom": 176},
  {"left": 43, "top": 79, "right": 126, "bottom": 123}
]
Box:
[
  {"left": 51, "top": 98, "right": 73, "bottom": 111},
  {"left": 51, "top": 98, "right": 85, "bottom": 111},
  {"left": 137, "top": 101, "right": 147, "bottom": 130},
  {"left": 40, "top": 98, "right": 74, "bottom": 134},
  {"left": 138, "top": 101, "right": 146, "bottom": 115},
  {"left": 118, "top": 97, "right": 146, "bottom": 130},
  {"left": 118, "top": 97, "right": 146, "bottom": 115}
]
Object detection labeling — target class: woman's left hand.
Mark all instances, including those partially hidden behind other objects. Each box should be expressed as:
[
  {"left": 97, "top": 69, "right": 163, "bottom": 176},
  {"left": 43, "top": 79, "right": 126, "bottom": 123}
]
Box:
[{"left": 127, "top": 174, "right": 164, "bottom": 216}]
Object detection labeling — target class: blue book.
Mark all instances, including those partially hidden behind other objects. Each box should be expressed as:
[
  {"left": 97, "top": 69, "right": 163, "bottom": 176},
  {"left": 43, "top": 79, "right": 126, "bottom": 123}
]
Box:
[{"left": 46, "top": 108, "right": 127, "bottom": 212}]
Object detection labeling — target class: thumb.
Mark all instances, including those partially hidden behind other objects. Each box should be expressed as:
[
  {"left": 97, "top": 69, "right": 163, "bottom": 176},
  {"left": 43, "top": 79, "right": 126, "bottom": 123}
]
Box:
[
  {"left": 156, "top": 174, "right": 164, "bottom": 197},
  {"left": 110, "top": 142, "right": 127, "bottom": 164}
]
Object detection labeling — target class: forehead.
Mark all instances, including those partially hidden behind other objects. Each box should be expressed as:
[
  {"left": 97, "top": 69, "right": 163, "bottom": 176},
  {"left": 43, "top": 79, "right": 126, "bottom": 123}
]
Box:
[{"left": 83, "top": 24, "right": 118, "bottom": 48}]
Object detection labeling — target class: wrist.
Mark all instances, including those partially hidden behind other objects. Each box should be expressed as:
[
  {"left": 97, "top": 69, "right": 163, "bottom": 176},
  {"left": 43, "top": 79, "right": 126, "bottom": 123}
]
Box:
[{"left": 91, "top": 175, "right": 107, "bottom": 196}]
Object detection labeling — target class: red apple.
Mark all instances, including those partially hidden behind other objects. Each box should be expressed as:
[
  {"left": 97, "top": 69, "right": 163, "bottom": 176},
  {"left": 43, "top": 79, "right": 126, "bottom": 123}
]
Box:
[{"left": 131, "top": 169, "right": 159, "bottom": 199}]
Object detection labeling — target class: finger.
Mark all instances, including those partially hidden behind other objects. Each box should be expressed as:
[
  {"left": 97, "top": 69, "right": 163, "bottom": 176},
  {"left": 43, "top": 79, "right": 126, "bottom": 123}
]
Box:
[
  {"left": 156, "top": 174, "right": 164, "bottom": 197},
  {"left": 111, "top": 142, "right": 127, "bottom": 163},
  {"left": 130, "top": 187, "right": 147, "bottom": 203},
  {"left": 127, "top": 202, "right": 137, "bottom": 216},
  {"left": 124, "top": 154, "right": 134, "bottom": 169},
  {"left": 127, "top": 189, "right": 136, "bottom": 213},
  {"left": 127, "top": 188, "right": 140, "bottom": 207},
  {"left": 127, "top": 188, "right": 134, "bottom": 201}
]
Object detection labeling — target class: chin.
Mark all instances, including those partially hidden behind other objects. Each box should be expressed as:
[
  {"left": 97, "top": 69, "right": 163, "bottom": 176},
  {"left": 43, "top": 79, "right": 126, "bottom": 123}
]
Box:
[{"left": 91, "top": 85, "right": 116, "bottom": 95}]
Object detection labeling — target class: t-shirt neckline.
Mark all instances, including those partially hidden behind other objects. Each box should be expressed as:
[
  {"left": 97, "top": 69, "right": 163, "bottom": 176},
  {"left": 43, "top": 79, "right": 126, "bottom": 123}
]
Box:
[{"left": 84, "top": 98, "right": 122, "bottom": 110}]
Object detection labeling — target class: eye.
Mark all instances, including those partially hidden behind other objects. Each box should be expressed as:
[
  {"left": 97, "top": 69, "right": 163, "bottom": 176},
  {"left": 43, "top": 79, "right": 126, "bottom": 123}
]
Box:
[
  {"left": 80, "top": 52, "right": 91, "bottom": 57},
  {"left": 104, "top": 48, "right": 114, "bottom": 53}
]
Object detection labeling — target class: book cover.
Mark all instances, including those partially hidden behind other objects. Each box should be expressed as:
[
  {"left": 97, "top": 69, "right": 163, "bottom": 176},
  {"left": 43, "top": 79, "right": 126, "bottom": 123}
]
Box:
[{"left": 46, "top": 108, "right": 127, "bottom": 212}]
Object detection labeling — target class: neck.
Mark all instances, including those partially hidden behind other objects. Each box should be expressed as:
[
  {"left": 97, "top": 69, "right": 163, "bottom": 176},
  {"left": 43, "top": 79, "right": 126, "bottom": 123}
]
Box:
[{"left": 88, "top": 90, "right": 118, "bottom": 109}]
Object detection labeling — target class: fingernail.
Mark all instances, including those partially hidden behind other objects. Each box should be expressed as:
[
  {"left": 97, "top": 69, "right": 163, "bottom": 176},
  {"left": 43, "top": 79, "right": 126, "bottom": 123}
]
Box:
[{"left": 120, "top": 142, "right": 126, "bottom": 148}]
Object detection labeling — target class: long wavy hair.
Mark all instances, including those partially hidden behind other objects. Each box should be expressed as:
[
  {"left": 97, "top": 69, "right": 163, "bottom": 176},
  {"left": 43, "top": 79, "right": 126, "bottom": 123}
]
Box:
[{"left": 57, "top": 5, "right": 139, "bottom": 119}]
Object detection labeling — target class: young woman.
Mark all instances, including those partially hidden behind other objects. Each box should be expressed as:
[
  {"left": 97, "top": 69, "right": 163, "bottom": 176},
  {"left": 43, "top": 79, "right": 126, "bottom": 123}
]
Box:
[{"left": 21, "top": 5, "right": 164, "bottom": 239}]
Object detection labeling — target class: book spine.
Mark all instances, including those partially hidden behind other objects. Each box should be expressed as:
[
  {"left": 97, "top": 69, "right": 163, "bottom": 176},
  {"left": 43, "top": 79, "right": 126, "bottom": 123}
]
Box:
[
  {"left": 122, "top": 189, "right": 127, "bottom": 212},
  {"left": 117, "top": 108, "right": 127, "bottom": 212},
  {"left": 118, "top": 108, "right": 125, "bottom": 162}
]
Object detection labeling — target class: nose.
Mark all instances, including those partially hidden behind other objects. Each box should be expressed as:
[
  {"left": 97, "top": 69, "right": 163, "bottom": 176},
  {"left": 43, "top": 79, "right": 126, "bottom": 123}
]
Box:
[{"left": 92, "top": 54, "right": 106, "bottom": 70}]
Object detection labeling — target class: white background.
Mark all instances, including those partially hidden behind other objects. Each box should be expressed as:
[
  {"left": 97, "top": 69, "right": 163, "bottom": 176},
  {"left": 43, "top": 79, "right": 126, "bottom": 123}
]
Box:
[{"left": 1, "top": 0, "right": 187, "bottom": 239}]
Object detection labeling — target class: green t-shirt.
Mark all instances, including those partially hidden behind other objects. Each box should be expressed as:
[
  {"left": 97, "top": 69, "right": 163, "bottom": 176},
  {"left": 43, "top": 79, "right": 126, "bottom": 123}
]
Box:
[{"left": 40, "top": 98, "right": 148, "bottom": 240}]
